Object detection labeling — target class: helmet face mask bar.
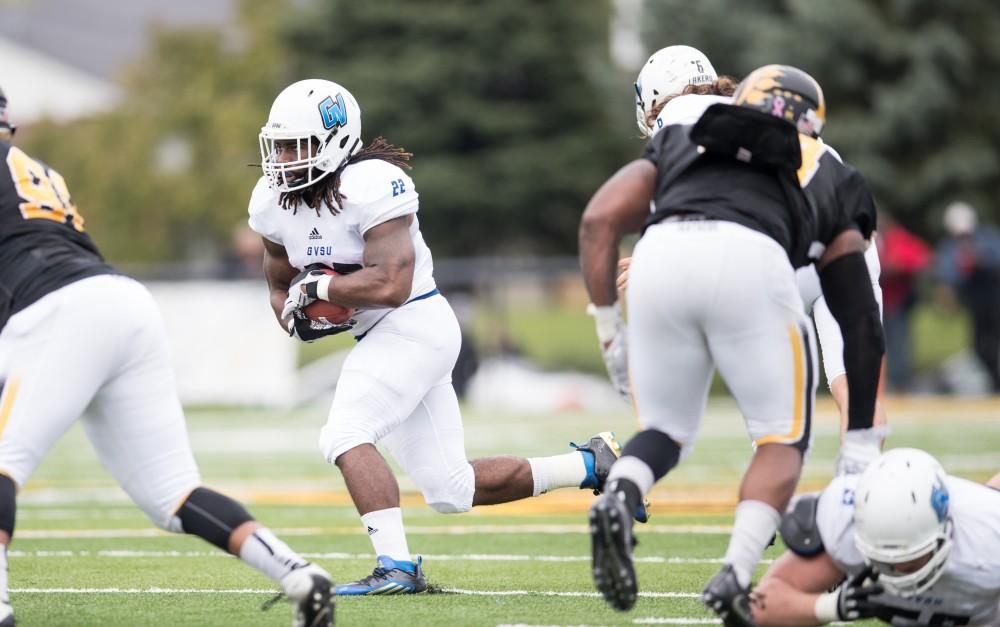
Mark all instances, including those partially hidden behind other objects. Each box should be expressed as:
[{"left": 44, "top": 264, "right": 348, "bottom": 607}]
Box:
[
  {"left": 853, "top": 448, "right": 955, "bottom": 597},
  {"left": 259, "top": 132, "right": 332, "bottom": 192}
]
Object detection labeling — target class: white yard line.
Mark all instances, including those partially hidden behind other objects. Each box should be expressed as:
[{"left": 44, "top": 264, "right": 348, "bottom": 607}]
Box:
[
  {"left": 633, "top": 620, "right": 722, "bottom": 625},
  {"left": 9, "top": 586, "right": 700, "bottom": 599},
  {"left": 15, "top": 523, "right": 732, "bottom": 539},
  {"left": 8, "top": 549, "right": 767, "bottom": 565}
]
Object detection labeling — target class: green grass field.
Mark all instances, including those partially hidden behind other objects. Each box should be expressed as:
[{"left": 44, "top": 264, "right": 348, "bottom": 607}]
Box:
[{"left": 13, "top": 397, "right": 1000, "bottom": 626}]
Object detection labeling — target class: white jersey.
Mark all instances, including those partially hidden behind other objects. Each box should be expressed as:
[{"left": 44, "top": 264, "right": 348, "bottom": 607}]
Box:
[
  {"left": 248, "top": 159, "right": 437, "bottom": 336},
  {"left": 817, "top": 475, "right": 1000, "bottom": 626},
  {"left": 651, "top": 93, "right": 732, "bottom": 133},
  {"left": 650, "top": 93, "right": 882, "bottom": 386}
]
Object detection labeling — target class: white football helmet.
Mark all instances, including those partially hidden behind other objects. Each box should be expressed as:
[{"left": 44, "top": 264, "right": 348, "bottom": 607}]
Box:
[
  {"left": 853, "top": 448, "right": 954, "bottom": 597},
  {"left": 259, "top": 79, "right": 362, "bottom": 192},
  {"left": 634, "top": 45, "right": 717, "bottom": 137}
]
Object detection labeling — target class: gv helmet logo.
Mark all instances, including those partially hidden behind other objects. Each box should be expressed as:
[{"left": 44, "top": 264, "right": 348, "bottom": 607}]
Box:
[
  {"left": 930, "top": 479, "right": 949, "bottom": 523},
  {"left": 318, "top": 93, "right": 348, "bottom": 130}
]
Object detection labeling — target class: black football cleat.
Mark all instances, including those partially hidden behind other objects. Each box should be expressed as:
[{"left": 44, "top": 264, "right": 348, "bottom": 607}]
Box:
[
  {"left": 702, "top": 564, "right": 756, "bottom": 627},
  {"left": 589, "top": 491, "right": 638, "bottom": 611},
  {"left": 573, "top": 432, "right": 651, "bottom": 523},
  {"left": 280, "top": 563, "right": 335, "bottom": 627}
]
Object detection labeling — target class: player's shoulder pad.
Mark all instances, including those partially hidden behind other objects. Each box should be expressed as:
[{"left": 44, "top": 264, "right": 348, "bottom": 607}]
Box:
[
  {"left": 654, "top": 94, "right": 733, "bottom": 134},
  {"left": 821, "top": 139, "right": 843, "bottom": 164},
  {"left": 339, "top": 159, "right": 416, "bottom": 208},
  {"left": 779, "top": 493, "right": 825, "bottom": 557},
  {"left": 247, "top": 175, "right": 279, "bottom": 217}
]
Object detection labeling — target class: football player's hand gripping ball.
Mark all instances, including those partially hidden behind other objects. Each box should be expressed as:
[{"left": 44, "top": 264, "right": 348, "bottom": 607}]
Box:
[
  {"left": 281, "top": 267, "right": 334, "bottom": 320},
  {"left": 286, "top": 309, "right": 353, "bottom": 342}
]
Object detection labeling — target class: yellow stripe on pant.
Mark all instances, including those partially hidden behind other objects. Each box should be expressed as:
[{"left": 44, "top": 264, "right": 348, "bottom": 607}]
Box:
[
  {"left": 0, "top": 377, "right": 20, "bottom": 440},
  {"left": 754, "top": 326, "right": 806, "bottom": 446}
]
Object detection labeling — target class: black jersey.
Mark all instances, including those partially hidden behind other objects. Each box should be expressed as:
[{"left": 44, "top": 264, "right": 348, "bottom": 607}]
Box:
[
  {"left": 0, "top": 141, "right": 118, "bottom": 331},
  {"left": 642, "top": 106, "right": 877, "bottom": 268}
]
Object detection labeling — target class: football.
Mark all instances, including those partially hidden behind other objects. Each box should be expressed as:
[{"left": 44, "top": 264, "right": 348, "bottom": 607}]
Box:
[{"left": 302, "top": 268, "right": 355, "bottom": 325}]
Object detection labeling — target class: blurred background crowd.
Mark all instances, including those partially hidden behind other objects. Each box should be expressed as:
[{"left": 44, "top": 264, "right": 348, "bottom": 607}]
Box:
[{"left": 2, "top": 0, "right": 999, "bottom": 398}]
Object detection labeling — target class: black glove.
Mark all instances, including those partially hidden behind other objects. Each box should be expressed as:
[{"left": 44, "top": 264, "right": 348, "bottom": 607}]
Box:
[
  {"left": 837, "top": 568, "right": 895, "bottom": 622},
  {"left": 286, "top": 308, "right": 354, "bottom": 343}
]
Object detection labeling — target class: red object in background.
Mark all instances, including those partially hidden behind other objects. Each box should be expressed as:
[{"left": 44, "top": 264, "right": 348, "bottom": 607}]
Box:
[{"left": 878, "top": 223, "right": 931, "bottom": 313}]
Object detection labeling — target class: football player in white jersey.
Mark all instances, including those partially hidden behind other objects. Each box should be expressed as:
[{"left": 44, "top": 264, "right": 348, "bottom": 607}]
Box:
[
  {"left": 250, "top": 79, "right": 626, "bottom": 596},
  {"left": 604, "top": 46, "right": 888, "bottom": 463},
  {"left": 0, "top": 85, "right": 333, "bottom": 627},
  {"left": 754, "top": 448, "right": 1000, "bottom": 626}
]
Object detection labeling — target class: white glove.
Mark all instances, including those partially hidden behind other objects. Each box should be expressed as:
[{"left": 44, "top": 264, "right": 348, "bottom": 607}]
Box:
[
  {"left": 588, "top": 302, "right": 630, "bottom": 402},
  {"left": 280, "top": 268, "right": 334, "bottom": 320},
  {"left": 834, "top": 425, "right": 891, "bottom": 476}
]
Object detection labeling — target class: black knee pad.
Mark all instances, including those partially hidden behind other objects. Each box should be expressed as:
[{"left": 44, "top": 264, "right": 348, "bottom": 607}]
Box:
[
  {"left": 621, "top": 429, "right": 681, "bottom": 481},
  {"left": 177, "top": 487, "right": 254, "bottom": 551},
  {"left": 0, "top": 474, "right": 15, "bottom": 537}
]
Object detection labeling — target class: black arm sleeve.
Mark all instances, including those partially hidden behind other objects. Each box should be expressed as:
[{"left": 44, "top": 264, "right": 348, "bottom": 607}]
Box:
[{"left": 819, "top": 251, "right": 884, "bottom": 430}]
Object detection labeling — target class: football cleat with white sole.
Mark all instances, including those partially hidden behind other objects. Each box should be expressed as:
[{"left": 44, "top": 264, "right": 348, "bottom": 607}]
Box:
[
  {"left": 702, "top": 564, "right": 756, "bottom": 627},
  {"left": 573, "top": 432, "right": 652, "bottom": 523},
  {"left": 280, "top": 563, "right": 334, "bottom": 627},
  {"left": 335, "top": 555, "right": 426, "bottom": 596},
  {"left": 589, "top": 491, "right": 638, "bottom": 611},
  {"left": 0, "top": 601, "right": 13, "bottom": 627}
]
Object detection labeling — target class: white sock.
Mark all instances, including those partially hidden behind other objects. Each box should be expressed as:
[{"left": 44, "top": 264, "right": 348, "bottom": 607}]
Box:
[
  {"left": 605, "top": 455, "right": 656, "bottom": 496},
  {"left": 724, "top": 500, "right": 781, "bottom": 588},
  {"left": 361, "top": 507, "right": 411, "bottom": 562},
  {"left": 238, "top": 527, "right": 309, "bottom": 583},
  {"left": 0, "top": 545, "right": 7, "bottom": 604},
  {"left": 527, "top": 451, "right": 587, "bottom": 496}
]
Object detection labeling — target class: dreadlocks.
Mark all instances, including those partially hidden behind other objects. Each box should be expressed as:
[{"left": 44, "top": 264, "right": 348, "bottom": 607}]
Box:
[{"left": 279, "top": 137, "right": 413, "bottom": 216}]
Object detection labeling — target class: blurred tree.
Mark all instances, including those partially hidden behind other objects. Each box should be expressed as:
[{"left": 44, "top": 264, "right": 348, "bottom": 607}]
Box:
[
  {"left": 20, "top": 0, "right": 292, "bottom": 265},
  {"left": 641, "top": 0, "right": 1000, "bottom": 236},
  {"left": 286, "top": 0, "right": 633, "bottom": 255}
]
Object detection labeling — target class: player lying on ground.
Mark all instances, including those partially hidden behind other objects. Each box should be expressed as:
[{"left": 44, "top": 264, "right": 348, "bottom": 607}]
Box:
[
  {"left": 755, "top": 448, "right": 1000, "bottom": 626},
  {"left": 603, "top": 45, "right": 888, "bottom": 467},
  {"left": 0, "top": 85, "right": 332, "bottom": 627},
  {"left": 579, "top": 65, "right": 885, "bottom": 626},
  {"left": 251, "top": 79, "right": 635, "bottom": 596}
]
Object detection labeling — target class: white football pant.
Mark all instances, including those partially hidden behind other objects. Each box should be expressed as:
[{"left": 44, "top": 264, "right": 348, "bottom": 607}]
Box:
[
  {"left": 0, "top": 275, "right": 201, "bottom": 529},
  {"left": 627, "top": 221, "right": 817, "bottom": 456},
  {"left": 318, "top": 293, "right": 476, "bottom": 513}
]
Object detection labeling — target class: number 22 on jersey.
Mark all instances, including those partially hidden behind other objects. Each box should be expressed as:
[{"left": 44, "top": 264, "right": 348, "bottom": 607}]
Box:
[{"left": 5, "top": 146, "right": 85, "bottom": 232}]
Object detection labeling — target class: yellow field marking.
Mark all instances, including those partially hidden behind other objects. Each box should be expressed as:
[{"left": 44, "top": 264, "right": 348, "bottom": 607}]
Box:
[{"left": 227, "top": 483, "right": 832, "bottom": 516}]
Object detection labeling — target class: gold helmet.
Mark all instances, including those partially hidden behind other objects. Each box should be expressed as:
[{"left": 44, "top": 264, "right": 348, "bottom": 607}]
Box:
[{"left": 733, "top": 65, "right": 825, "bottom": 137}]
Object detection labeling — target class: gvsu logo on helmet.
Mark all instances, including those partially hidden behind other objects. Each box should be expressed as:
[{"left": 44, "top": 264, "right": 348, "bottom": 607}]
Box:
[
  {"left": 930, "top": 478, "right": 949, "bottom": 523},
  {"left": 318, "top": 93, "right": 349, "bottom": 130}
]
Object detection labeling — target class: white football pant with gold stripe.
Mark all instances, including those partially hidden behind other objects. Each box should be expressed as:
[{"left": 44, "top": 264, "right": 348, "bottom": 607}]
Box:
[
  {"left": 0, "top": 275, "right": 201, "bottom": 529},
  {"left": 626, "top": 221, "right": 817, "bottom": 456}
]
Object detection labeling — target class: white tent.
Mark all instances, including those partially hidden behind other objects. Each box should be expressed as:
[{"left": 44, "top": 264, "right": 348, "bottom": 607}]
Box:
[{"left": 0, "top": 37, "right": 120, "bottom": 124}]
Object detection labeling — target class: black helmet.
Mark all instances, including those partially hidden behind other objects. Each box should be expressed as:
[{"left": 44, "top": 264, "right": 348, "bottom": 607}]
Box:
[
  {"left": 0, "top": 85, "right": 15, "bottom": 140},
  {"left": 733, "top": 65, "right": 825, "bottom": 138}
]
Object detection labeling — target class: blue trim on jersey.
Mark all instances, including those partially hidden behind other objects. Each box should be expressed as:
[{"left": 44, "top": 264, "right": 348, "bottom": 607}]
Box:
[
  {"left": 354, "top": 288, "right": 440, "bottom": 342},
  {"left": 407, "top": 287, "right": 440, "bottom": 304}
]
